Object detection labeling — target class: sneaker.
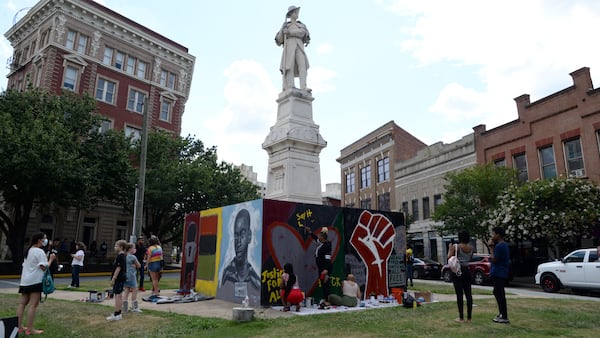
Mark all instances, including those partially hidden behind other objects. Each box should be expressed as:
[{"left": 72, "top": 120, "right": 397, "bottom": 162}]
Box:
[
  {"left": 106, "top": 314, "right": 122, "bottom": 321},
  {"left": 67, "top": 285, "right": 74, "bottom": 289},
  {"left": 493, "top": 316, "right": 510, "bottom": 324},
  {"left": 139, "top": 288, "right": 146, "bottom": 292},
  {"left": 494, "top": 314, "right": 502, "bottom": 320},
  {"left": 132, "top": 308, "right": 143, "bottom": 313}
]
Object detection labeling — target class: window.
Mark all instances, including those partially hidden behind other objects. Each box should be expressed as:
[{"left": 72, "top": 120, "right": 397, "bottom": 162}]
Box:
[
  {"left": 98, "top": 119, "right": 112, "bottom": 133},
  {"left": 411, "top": 199, "right": 419, "bottom": 221},
  {"left": 125, "top": 126, "right": 141, "bottom": 142},
  {"left": 360, "top": 198, "right": 371, "bottom": 209},
  {"left": 378, "top": 192, "right": 390, "bottom": 211},
  {"left": 494, "top": 158, "right": 506, "bottom": 167},
  {"left": 377, "top": 157, "right": 390, "bottom": 183},
  {"left": 422, "top": 196, "right": 430, "bottom": 219},
  {"left": 539, "top": 145, "right": 557, "bottom": 179},
  {"left": 160, "top": 99, "right": 172, "bottom": 121},
  {"left": 63, "top": 66, "right": 78, "bottom": 90},
  {"left": 137, "top": 60, "right": 147, "bottom": 79},
  {"left": 127, "top": 89, "right": 146, "bottom": 113},
  {"left": 66, "top": 30, "right": 76, "bottom": 50},
  {"left": 346, "top": 171, "right": 355, "bottom": 193},
  {"left": 360, "top": 165, "right": 371, "bottom": 189},
  {"left": 563, "top": 138, "right": 584, "bottom": 176},
  {"left": 433, "top": 194, "right": 442, "bottom": 212},
  {"left": 66, "top": 30, "right": 88, "bottom": 54},
  {"left": 126, "top": 56, "right": 136, "bottom": 75},
  {"left": 513, "top": 153, "right": 528, "bottom": 182},
  {"left": 115, "top": 51, "right": 125, "bottom": 69},
  {"left": 76, "top": 34, "right": 88, "bottom": 54},
  {"left": 96, "top": 78, "right": 116, "bottom": 104},
  {"left": 103, "top": 47, "right": 114, "bottom": 65},
  {"left": 160, "top": 69, "right": 177, "bottom": 89},
  {"left": 402, "top": 201, "right": 409, "bottom": 215}
]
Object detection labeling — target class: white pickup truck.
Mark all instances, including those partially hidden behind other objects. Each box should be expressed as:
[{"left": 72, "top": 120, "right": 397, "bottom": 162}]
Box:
[{"left": 535, "top": 248, "right": 600, "bottom": 293}]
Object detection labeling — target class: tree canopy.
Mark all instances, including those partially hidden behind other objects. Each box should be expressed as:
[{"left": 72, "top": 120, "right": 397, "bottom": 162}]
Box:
[
  {"left": 138, "top": 131, "right": 260, "bottom": 244},
  {"left": 0, "top": 89, "right": 135, "bottom": 264},
  {"left": 432, "top": 163, "right": 518, "bottom": 246},
  {"left": 488, "top": 176, "right": 600, "bottom": 256}
]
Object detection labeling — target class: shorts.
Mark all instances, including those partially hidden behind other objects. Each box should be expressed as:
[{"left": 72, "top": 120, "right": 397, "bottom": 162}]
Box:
[
  {"left": 280, "top": 288, "right": 304, "bottom": 305},
  {"left": 148, "top": 261, "right": 162, "bottom": 273},
  {"left": 124, "top": 279, "right": 137, "bottom": 288},
  {"left": 19, "top": 283, "right": 43, "bottom": 294},
  {"left": 112, "top": 280, "right": 125, "bottom": 295}
]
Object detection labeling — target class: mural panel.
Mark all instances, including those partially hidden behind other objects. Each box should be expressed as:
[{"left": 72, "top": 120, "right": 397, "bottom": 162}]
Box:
[{"left": 216, "top": 199, "right": 263, "bottom": 306}]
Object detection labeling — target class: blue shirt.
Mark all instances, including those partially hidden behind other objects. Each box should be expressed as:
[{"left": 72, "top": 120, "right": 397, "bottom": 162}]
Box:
[{"left": 490, "top": 242, "right": 510, "bottom": 279}]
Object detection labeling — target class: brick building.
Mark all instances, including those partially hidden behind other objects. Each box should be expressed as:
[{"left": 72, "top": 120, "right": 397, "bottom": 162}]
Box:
[
  {"left": 2, "top": 0, "right": 194, "bottom": 255},
  {"left": 337, "top": 121, "right": 427, "bottom": 211},
  {"left": 474, "top": 67, "right": 600, "bottom": 184}
]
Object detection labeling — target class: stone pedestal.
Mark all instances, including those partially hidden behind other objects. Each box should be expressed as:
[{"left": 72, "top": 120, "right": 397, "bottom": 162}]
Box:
[
  {"left": 232, "top": 307, "right": 254, "bottom": 322},
  {"left": 262, "top": 88, "right": 327, "bottom": 205}
]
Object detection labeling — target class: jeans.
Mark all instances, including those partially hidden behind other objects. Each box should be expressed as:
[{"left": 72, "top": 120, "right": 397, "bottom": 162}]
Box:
[
  {"left": 71, "top": 265, "right": 82, "bottom": 287},
  {"left": 452, "top": 267, "right": 473, "bottom": 320},
  {"left": 139, "top": 262, "right": 145, "bottom": 289}
]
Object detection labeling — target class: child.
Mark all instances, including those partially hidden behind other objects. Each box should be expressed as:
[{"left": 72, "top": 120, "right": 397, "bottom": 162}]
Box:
[
  {"left": 107, "top": 240, "right": 127, "bottom": 321},
  {"left": 123, "top": 243, "right": 142, "bottom": 313}
]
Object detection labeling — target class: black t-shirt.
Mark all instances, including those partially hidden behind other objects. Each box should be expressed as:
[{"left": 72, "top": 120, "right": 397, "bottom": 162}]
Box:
[
  {"left": 135, "top": 243, "right": 146, "bottom": 262},
  {"left": 112, "top": 253, "right": 127, "bottom": 282}
]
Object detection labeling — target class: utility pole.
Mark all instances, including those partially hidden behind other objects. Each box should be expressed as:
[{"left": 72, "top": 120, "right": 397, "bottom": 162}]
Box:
[{"left": 131, "top": 98, "right": 150, "bottom": 243}]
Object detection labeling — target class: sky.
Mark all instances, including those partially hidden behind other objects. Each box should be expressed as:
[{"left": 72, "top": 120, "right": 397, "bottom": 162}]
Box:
[{"left": 2, "top": 0, "right": 600, "bottom": 190}]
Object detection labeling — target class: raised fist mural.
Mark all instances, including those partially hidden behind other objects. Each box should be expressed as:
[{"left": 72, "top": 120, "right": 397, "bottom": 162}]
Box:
[{"left": 350, "top": 210, "right": 396, "bottom": 298}]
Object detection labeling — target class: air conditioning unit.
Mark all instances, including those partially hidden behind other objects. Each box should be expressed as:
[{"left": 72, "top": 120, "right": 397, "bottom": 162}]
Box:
[{"left": 570, "top": 169, "right": 586, "bottom": 178}]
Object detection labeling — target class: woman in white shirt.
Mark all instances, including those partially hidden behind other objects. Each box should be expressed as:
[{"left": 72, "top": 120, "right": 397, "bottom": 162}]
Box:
[
  {"left": 69, "top": 242, "right": 86, "bottom": 288},
  {"left": 17, "top": 232, "right": 56, "bottom": 335},
  {"left": 328, "top": 274, "right": 362, "bottom": 307}
]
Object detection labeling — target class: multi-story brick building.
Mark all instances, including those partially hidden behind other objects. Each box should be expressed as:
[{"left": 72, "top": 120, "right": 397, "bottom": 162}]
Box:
[
  {"left": 2, "top": 0, "right": 194, "bottom": 253},
  {"left": 337, "top": 121, "right": 427, "bottom": 211},
  {"left": 395, "top": 134, "right": 476, "bottom": 262},
  {"left": 474, "top": 67, "right": 599, "bottom": 185}
]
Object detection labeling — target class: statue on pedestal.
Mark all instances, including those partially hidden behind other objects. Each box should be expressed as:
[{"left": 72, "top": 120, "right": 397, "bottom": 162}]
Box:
[{"left": 275, "top": 6, "right": 311, "bottom": 93}]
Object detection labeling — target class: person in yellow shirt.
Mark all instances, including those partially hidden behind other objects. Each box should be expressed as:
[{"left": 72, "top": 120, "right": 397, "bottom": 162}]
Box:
[{"left": 405, "top": 246, "right": 414, "bottom": 287}]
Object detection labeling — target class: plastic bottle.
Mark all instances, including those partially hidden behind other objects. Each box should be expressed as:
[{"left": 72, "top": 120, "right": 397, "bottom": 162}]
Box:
[{"left": 242, "top": 295, "right": 249, "bottom": 307}]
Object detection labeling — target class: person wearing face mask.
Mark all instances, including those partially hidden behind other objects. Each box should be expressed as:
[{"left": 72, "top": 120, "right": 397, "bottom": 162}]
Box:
[{"left": 17, "top": 232, "right": 56, "bottom": 335}]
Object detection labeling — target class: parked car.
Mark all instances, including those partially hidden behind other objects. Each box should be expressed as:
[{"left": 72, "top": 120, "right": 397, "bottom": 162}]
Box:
[
  {"left": 535, "top": 248, "right": 600, "bottom": 293},
  {"left": 442, "top": 254, "right": 494, "bottom": 285},
  {"left": 412, "top": 258, "right": 442, "bottom": 279}
]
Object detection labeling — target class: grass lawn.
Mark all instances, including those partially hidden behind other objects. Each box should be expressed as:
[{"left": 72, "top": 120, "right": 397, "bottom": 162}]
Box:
[
  {"left": 55, "top": 277, "right": 181, "bottom": 294},
  {"left": 1, "top": 289, "right": 596, "bottom": 337}
]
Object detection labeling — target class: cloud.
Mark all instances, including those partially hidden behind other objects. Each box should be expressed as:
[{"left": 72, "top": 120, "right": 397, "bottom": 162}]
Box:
[
  {"left": 308, "top": 67, "right": 336, "bottom": 93},
  {"left": 316, "top": 43, "right": 333, "bottom": 55},
  {"left": 380, "top": 0, "right": 600, "bottom": 130}
]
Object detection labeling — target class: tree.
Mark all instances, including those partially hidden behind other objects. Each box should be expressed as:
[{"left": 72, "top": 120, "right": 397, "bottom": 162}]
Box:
[
  {"left": 0, "top": 89, "right": 135, "bottom": 265},
  {"left": 432, "top": 164, "right": 518, "bottom": 247},
  {"left": 139, "top": 131, "right": 259, "bottom": 244},
  {"left": 488, "top": 177, "right": 600, "bottom": 256}
]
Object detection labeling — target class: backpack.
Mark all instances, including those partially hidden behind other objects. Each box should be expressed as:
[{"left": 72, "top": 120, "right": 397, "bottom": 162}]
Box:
[
  {"left": 40, "top": 269, "right": 55, "bottom": 303},
  {"left": 448, "top": 244, "right": 462, "bottom": 276}
]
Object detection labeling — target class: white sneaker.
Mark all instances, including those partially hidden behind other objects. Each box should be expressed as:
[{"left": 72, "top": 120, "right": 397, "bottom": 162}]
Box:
[
  {"left": 106, "top": 314, "right": 122, "bottom": 321},
  {"left": 132, "top": 308, "right": 143, "bottom": 313}
]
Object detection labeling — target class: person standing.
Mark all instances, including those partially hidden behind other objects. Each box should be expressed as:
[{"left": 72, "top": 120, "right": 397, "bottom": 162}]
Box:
[
  {"left": 305, "top": 226, "right": 332, "bottom": 308},
  {"left": 123, "top": 243, "right": 142, "bottom": 313},
  {"left": 17, "top": 232, "right": 56, "bottom": 335},
  {"left": 107, "top": 240, "right": 127, "bottom": 321},
  {"left": 68, "top": 242, "right": 86, "bottom": 288},
  {"left": 145, "top": 237, "right": 163, "bottom": 300},
  {"left": 448, "top": 230, "right": 473, "bottom": 323},
  {"left": 279, "top": 263, "right": 304, "bottom": 312},
  {"left": 405, "top": 245, "right": 414, "bottom": 287},
  {"left": 275, "top": 5, "right": 311, "bottom": 92},
  {"left": 488, "top": 227, "right": 511, "bottom": 324},
  {"left": 135, "top": 236, "right": 146, "bottom": 292}
]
